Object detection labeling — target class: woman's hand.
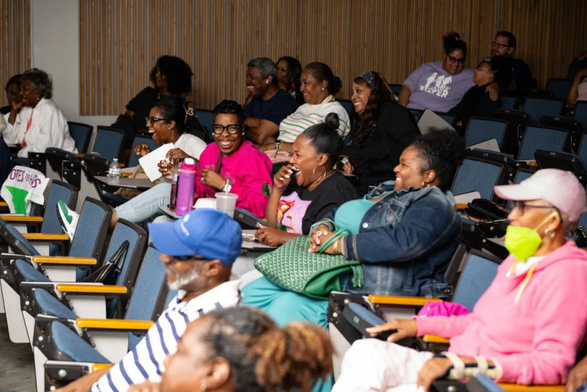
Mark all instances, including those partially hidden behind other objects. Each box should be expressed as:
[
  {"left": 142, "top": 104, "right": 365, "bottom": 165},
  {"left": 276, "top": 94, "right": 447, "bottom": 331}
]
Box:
[
  {"left": 128, "top": 381, "right": 162, "bottom": 392},
  {"left": 158, "top": 160, "right": 173, "bottom": 179},
  {"left": 365, "top": 319, "right": 418, "bottom": 342},
  {"left": 10, "top": 99, "right": 22, "bottom": 113},
  {"left": 417, "top": 358, "right": 453, "bottom": 391},
  {"left": 339, "top": 156, "right": 354, "bottom": 174},
  {"left": 255, "top": 225, "right": 290, "bottom": 247},
  {"left": 273, "top": 164, "right": 296, "bottom": 191},
  {"left": 200, "top": 169, "right": 225, "bottom": 190},
  {"left": 166, "top": 148, "right": 193, "bottom": 166},
  {"left": 567, "top": 356, "right": 587, "bottom": 392},
  {"left": 308, "top": 224, "right": 339, "bottom": 254},
  {"left": 133, "top": 143, "right": 152, "bottom": 157}
]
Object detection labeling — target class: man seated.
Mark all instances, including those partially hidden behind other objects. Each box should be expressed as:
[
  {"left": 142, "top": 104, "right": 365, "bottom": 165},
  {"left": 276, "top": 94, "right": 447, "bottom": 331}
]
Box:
[
  {"left": 333, "top": 169, "right": 587, "bottom": 391},
  {"left": 486, "top": 31, "right": 534, "bottom": 92},
  {"left": 55, "top": 208, "right": 243, "bottom": 392},
  {"left": 244, "top": 57, "right": 299, "bottom": 145}
]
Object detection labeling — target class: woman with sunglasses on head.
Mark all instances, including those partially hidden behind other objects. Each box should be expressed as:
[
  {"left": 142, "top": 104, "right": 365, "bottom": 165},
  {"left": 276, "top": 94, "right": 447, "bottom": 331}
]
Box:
[
  {"left": 333, "top": 169, "right": 587, "bottom": 391},
  {"left": 398, "top": 33, "right": 476, "bottom": 113}
]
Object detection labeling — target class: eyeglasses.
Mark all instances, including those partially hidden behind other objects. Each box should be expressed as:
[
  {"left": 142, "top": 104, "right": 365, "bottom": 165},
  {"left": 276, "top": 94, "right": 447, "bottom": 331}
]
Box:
[
  {"left": 172, "top": 255, "right": 210, "bottom": 262},
  {"left": 146, "top": 116, "right": 166, "bottom": 125},
  {"left": 492, "top": 41, "right": 509, "bottom": 49},
  {"left": 211, "top": 123, "right": 241, "bottom": 135},
  {"left": 512, "top": 201, "right": 557, "bottom": 216},
  {"left": 447, "top": 56, "right": 466, "bottom": 65}
]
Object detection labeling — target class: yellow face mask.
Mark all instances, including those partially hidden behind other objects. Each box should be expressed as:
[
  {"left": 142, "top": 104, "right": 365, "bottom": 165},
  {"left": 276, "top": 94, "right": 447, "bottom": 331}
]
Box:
[{"left": 504, "top": 211, "right": 558, "bottom": 261}]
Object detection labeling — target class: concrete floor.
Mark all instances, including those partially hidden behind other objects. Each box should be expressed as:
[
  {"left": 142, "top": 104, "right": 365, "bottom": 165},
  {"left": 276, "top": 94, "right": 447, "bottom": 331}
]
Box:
[{"left": 0, "top": 314, "right": 35, "bottom": 392}]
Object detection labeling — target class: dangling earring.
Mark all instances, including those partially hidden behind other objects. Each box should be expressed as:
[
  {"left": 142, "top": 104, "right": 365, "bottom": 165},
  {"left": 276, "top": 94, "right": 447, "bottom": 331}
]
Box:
[
  {"left": 201, "top": 383, "right": 207, "bottom": 391},
  {"left": 421, "top": 182, "right": 426, "bottom": 187},
  {"left": 544, "top": 229, "right": 555, "bottom": 239}
]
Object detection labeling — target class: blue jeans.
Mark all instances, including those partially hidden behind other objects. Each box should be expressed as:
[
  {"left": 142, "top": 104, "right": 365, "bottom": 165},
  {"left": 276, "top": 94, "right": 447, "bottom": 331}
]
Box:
[{"left": 115, "top": 182, "right": 171, "bottom": 223}]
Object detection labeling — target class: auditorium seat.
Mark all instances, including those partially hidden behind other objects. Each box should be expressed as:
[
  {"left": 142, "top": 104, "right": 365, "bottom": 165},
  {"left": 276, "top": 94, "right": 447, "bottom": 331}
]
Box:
[
  {"left": 521, "top": 97, "right": 564, "bottom": 124},
  {"left": 545, "top": 78, "right": 573, "bottom": 102},
  {"left": 67, "top": 122, "right": 93, "bottom": 154},
  {"left": 464, "top": 117, "right": 508, "bottom": 150},
  {"left": 517, "top": 125, "right": 568, "bottom": 161},
  {"left": 128, "top": 134, "right": 158, "bottom": 167}
]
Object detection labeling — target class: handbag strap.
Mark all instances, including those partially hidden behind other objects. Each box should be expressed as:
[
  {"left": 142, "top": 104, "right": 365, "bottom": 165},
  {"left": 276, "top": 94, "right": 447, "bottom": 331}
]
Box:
[{"left": 317, "top": 229, "right": 350, "bottom": 254}]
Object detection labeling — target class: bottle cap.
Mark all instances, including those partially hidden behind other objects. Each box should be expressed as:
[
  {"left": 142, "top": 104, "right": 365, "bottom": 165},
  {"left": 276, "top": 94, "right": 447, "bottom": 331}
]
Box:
[{"left": 184, "top": 158, "right": 195, "bottom": 165}]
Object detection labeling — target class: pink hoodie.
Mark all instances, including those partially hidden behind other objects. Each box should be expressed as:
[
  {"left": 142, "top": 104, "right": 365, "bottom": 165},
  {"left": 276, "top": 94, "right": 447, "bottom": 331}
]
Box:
[
  {"left": 417, "top": 241, "right": 587, "bottom": 385},
  {"left": 196, "top": 140, "right": 272, "bottom": 218}
]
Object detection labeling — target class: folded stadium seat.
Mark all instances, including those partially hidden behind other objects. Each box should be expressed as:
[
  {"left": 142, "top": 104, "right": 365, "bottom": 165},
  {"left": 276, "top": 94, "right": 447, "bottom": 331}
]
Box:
[
  {"left": 196, "top": 108, "right": 215, "bottom": 139},
  {"left": 18, "top": 218, "right": 147, "bottom": 344},
  {"left": 29, "top": 247, "right": 168, "bottom": 392},
  {"left": 329, "top": 249, "right": 503, "bottom": 379},
  {"left": 464, "top": 117, "right": 508, "bottom": 150},
  {"left": 545, "top": 78, "right": 574, "bottom": 102},
  {"left": 338, "top": 99, "right": 354, "bottom": 118},
  {"left": 0, "top": 198, "right": 112, "bottom": 343},
  {"left": 539, "top": 116, "right": 584, "bottom": 152},
  {"left": 450, "top": 152, "right": 509, "bottom": 204},
  {"left": 575, "top": 101, "right": 587, "bottom": 131},
  {"left": 127, "top": 134, "right": 158, "bottom": 168},
  {"left": 492, "top": 108, "right": 532, "bottom": 156},
  {"left": 517, "top": 125, "right": 569, "bottom": 161},
  {"left": 67, "top": 122, "right": 93, "bottom": 154}
]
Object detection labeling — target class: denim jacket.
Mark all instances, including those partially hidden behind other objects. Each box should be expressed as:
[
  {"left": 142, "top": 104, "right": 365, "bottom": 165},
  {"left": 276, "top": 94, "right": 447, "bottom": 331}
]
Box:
[{"left": 327, "top": 181, "right": 461, "bottom": 297}]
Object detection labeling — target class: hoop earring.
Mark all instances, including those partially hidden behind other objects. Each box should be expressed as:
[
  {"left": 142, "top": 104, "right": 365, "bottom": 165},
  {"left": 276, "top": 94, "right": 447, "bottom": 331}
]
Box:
[{"left": 322, "top": 167, "right": 327, "bottom": 180}]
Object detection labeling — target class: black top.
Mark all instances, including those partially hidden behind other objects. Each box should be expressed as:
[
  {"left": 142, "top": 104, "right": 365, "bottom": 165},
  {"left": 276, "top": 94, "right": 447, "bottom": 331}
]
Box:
[
  {"left": 0, "top": 106, "right": 9, "bottom": 115},
  {"left": 243, "top": 89, "right": 299, "bottom": 126},
  {"left": 343, "top": 103, "right": 420, "bottom": 195},
  {"left": 449, "top": 83, "right": 500, "bottom": 125},
  {"left": 485, "top": 56, "right": 534, "bottom": 92},
  {"left": 126, "top": 86, "right": 160, "bottom": 130},
  {"left": 278, "top": 172, "right": 359, "bottom": 234}
]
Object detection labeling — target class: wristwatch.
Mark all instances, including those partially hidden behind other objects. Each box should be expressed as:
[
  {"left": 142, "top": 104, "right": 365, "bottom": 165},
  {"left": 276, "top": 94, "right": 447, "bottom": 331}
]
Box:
[
  {"left": 221, "top": 179, "right": 233, "bottom": 193},
  {"left": 275, "top": 141, "right": 281, "bottom": 150}
]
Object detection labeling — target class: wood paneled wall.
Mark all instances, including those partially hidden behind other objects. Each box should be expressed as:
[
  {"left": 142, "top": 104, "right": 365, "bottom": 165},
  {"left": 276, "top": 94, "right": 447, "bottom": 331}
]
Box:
[
  {"left": 0, "top": 0, "right": 31, "bottom": 108},
  {"left": 80, "top": 0, "right": 587, "bottom": 115}
]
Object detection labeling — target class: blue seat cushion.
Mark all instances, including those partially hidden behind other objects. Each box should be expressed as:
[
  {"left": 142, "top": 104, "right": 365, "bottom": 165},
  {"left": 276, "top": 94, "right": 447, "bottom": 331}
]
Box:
[
  {"left": 34, "top": 289, "right": 78, "bottom": 319},
  {"left": 52, "top": 321, "right": 111, "bottom": 363},
  {"left": 15, "top": 259, "right": 50, "bottom": 282}
]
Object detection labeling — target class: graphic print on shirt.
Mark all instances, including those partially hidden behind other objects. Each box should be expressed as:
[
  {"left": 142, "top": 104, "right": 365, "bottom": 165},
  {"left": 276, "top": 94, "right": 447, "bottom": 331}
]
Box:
[
  {"left": 420, "top": 72, "right": 453, "bottom": 98},
  {"left": 276, "top": 192, "right": 311, "bottom": 234}
]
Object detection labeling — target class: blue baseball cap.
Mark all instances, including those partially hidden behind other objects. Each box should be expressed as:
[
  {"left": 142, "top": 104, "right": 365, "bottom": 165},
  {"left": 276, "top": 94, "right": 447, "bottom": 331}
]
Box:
[{"left": 148, "top": 209, "right": 242, "bottom": 265}]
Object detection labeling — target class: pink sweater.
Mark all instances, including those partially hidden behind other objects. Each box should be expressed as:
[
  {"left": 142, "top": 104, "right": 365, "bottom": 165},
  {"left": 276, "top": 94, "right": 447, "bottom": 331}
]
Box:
[
  {"left": 417, "top": 241, "right": 587, "bottom": 385},
  {"left": 195, "top": 140, "right": 272, "bottom": 218}
]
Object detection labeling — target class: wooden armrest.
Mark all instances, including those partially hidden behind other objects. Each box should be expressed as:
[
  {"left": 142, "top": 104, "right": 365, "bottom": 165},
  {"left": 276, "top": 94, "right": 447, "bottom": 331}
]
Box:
[
  {"left": 1, "top": 216, "right": 43, "bottom": 222},
  {"left": 92, "top": 363, "right": 113, "bottom": 372},
  {"left": 422, "top": 335, "right": 450, "bottom": 344},
  {"left": 499, "top": 384, "right": 564, "bottom": 392},
  {"left": 456, "top": 203, "right": 468, "bottom": 210},
  {"left": 56, "top": 284, "right": 126, "bottom": 294},
  {"left": 368, "top": 295, "right": 442, "bottom": 306},
  {"left": 121, "top": 172, "right": 132, "bottom": 178},
  {"left": 23, "top": 233, "right": 70, "bottom": 241},
  {"left": 32, "top": 256, "right": 97, "bottom": 265},
  {"left": 0, "top": 202, "right": 7, "bottom": 207},
  {"left": 76, "top": 318, "right": 154, "bottom": 330}
]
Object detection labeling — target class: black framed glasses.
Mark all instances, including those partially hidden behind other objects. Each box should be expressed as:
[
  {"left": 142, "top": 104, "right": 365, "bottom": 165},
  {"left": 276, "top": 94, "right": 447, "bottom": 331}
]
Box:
[
  {"left": 447, "top": 56, "right": 466, "bottom": 65},
  {"left": 492, "top": 41, "right": 509, "bottom": 49},
  {"left": 146, "top": 116, "right": 166, "bottom": 125},
  {"left": 211, "top": 123, "right": 241, "bottom": 135},
  {"left": 512, "top": 201, "right": 557, "bottom": 216}
]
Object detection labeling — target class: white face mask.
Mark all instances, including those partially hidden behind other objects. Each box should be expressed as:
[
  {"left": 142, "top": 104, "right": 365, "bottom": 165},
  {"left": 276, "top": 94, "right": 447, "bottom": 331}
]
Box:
[{"left": 167, "top": 267, "right": 201, "bottom": 290}]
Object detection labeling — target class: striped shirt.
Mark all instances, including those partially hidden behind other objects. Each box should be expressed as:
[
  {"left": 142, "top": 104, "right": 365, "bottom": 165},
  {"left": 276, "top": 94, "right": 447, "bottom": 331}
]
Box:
[
  {"left": 277, "top": 96, "right": 351, "bottom": 143},
  {"left": 91, "top": 280, "right": 242, "bottom": 392}
]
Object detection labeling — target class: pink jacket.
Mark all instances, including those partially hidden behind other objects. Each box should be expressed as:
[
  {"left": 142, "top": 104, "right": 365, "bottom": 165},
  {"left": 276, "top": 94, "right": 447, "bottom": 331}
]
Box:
[
  {"left": 196, "top": 140, "right": 272, "bottom": 218},
  {"left": 417, "top": 241, "right": 587, "bottom": 385}
]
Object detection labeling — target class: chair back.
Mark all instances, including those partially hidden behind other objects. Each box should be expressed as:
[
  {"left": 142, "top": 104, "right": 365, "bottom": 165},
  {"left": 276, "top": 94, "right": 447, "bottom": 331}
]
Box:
[
  {"left": 452, "top": 249, "right": 502, "bottom": 311},
  {"left": 578, "top": 134, "right": 587, "bottom": 164},
  {"left": 464, "top": 118, "right": 507, "bottom": 148},
  {"left": 498, "top": 96, "right": 517, "bottom": 109},
  {"left": 435, "top": 112, "right": 455, "bottom": 126},
  {"left": 40, "top": 180, "right": 78, "bottom": 234},
  {"left": 517, "top": 125, "right": 568, "bottom": 160},
  {"left": 68, "top": 198, "right": 112, "bottom": 263},
  {"left": 338, "top": 99, "right": 354, "bottom": 118},
  {"left": 91, "top": 126, "right": 125, "bottom": 161},
  {"left": 0, "top": 218, "right": 39, "bottom": 256},
  {"left": 451, "top": 156, "right": 507, "bottom": 201},
  {"left": 505, "top": 168, "right": 535, "bottom": 209},
  {"left": 196, "top": 109, "right": 215, "bottom": 139},
  {"left": 129, "top": 134, "right": 158, "bottom": 167},
  {"left": 522, "top": 97, "right": 563, "bottom": 124},
  {"left": 104, "top": 219, "right": 147, "bottom": 289},
  {"left": 575, "top": 101, "right": 587, "bottom": 131},
  {"left": 409, "top": 109, "right": 423, "bottom": 122},
  {"left": 67, "top": 122, "right": 93, "bottom": 154},
  {"left": 388, "top": 84, "right": 402, "bottom": 96},
  {"left": 545, "top": 78, "right": 573, "bottom": 102}
]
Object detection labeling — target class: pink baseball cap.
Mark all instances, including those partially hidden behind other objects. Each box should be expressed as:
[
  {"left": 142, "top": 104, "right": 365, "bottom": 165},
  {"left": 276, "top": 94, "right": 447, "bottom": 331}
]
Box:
[{"left": 494, "top": 169, "right": 587, "bottom": 222}]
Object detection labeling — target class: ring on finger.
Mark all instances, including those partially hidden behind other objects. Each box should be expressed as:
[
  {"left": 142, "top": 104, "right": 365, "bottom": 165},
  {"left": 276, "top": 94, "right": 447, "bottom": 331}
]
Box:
[
  {"left": 316, "top": 231, "right": 322, "bottom": 237},
  {"left": 200, "top": 177, "right": 205, "bottom": 183}
]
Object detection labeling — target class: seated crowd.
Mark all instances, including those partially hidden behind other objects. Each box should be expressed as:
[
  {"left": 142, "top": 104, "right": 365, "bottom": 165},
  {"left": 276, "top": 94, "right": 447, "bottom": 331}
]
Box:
[{"left": 2, "top": 28, "right": 587, "bottom": 392}]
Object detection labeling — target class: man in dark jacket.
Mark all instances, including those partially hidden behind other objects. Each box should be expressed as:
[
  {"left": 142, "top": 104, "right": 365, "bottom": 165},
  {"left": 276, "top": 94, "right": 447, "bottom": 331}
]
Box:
[{"left": 485, "top": 31, "right": 534, "bottom": 92}]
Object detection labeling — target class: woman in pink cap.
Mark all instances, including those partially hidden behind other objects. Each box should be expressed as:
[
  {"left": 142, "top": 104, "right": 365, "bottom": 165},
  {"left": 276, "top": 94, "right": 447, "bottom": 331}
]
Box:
[{"left": 333, "top": 168, "right": 587, "bottom": 391}]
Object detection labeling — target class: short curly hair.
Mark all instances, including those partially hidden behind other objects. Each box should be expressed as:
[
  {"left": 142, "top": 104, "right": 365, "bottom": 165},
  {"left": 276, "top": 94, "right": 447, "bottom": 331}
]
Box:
[
  {"left": 149, "top": 55, "right": 193, "bottom": 95},
  {"left": 21, "top": 68, "right": 53, "bottom": 99},
  {"left": 410, "top": 129, "right": 465, "bottom": 191}
]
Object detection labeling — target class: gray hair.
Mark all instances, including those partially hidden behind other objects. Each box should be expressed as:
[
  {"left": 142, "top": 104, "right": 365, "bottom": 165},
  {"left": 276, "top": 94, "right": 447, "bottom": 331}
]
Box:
[
  {"left": 22, "top": 68, "right": 53, "bottom": 99},
  {"left": 247, "top": 57, "right": 278, "bottom": 85}
]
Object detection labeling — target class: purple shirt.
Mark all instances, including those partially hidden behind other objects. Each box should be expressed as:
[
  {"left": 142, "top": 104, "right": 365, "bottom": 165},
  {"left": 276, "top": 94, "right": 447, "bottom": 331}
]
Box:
[{"left": 404, "top": 62, "right": 475, "bottom": 112}]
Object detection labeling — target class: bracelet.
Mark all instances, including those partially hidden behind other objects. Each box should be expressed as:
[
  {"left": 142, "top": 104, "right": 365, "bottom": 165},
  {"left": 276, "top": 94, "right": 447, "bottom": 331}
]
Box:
[
  {"left": 275, "top": 141, "right": 281, "bottom": 150},
  {"left": 333, "top": 238, "right": 339, "bottom": 253}
]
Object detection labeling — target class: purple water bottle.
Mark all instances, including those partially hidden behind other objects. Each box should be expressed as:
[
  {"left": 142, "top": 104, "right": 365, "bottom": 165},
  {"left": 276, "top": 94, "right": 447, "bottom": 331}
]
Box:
[{"left": 175, "top": 158, "right": 197, "bottom": 216}]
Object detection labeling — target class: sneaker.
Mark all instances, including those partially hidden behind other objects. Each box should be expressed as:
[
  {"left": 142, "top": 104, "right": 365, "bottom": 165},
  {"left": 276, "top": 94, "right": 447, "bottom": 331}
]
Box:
[{"left": 56, "top": 200, "right": 79, "bottom": 240}]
